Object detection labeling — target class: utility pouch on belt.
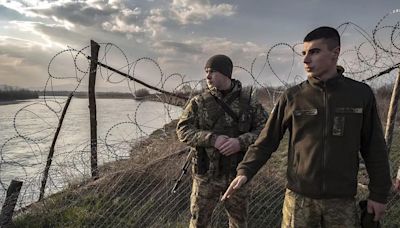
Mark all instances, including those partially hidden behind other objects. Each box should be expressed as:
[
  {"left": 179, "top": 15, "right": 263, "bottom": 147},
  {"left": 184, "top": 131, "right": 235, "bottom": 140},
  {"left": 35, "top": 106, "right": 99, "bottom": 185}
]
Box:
[
  {"left": 194, "top": 147, "right": 209, "bottom": 175},
  {"left": 219, "top": 156, "right": 231, "bottom": 175},
  {"left": 219, "top": 152, "right": 245, "bottom": 176},
  {"left": 238, "top": 112, "right": 252, "bottom": 133}
]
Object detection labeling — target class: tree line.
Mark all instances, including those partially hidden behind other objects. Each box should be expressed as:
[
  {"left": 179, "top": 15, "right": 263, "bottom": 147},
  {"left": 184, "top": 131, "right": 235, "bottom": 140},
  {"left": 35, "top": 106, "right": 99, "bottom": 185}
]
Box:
[{"left": 0, "top": 86, "right": 39, "bottom": 101}]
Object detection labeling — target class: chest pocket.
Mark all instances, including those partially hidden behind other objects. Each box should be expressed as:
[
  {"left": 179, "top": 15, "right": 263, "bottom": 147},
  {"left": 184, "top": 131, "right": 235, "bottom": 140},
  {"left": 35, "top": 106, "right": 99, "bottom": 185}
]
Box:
[
  {"left": 335, "top": 107, "right": 363, "bottom": 114},
  {"left": 292, "top": 108, "right": 318, "bottom": 130},
  {"left": 293, "top": 109, "right": 318, "bottom": 116},
  {"left": 333, "top": 107, "right": 363, "bottom": 136}
]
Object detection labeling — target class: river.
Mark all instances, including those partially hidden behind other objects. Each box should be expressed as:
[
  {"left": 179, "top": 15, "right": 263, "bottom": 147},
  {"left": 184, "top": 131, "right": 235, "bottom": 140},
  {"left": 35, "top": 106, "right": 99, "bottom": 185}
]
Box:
[{"left": 0, "top": 97, "right": 182, "bottom": 207}]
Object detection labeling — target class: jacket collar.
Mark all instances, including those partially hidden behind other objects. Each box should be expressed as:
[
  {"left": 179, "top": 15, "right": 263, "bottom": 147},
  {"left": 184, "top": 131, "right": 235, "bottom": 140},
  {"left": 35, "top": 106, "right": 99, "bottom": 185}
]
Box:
[
  {"left": 208, "top": 79, "right": 242, "bottom": 100},
  {"left": 307, "top": 66, "right": 344, "bottom": 89}
]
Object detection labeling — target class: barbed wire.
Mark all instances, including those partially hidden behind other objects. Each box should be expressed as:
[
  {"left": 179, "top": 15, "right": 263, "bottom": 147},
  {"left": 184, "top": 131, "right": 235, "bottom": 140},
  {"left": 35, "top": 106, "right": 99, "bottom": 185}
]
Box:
[{"left": 0, "top": 12, "right": 399, "bottom": 227}]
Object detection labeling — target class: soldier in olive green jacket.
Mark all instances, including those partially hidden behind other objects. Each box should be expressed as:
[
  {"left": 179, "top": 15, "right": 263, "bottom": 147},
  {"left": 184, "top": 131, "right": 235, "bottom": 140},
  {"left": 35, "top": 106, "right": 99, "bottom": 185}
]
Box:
[
  {"left": 176, "top": 54, "right": 268, "bottom": 228},
  {"left": 222, "top": 27, "right": 392, "bottom": 227}
]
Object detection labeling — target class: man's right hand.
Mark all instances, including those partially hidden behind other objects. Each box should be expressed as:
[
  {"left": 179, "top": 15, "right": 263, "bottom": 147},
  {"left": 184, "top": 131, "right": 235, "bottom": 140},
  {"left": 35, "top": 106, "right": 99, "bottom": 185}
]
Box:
[
  {"left": 221, "top": 175, "right": 248, "bottom": 201},
  {"left": 395, "top": 178, "right": 400, "bottom": 192},
  {"left": 367, "top": 199, "right": 386, "bottom": 221}
]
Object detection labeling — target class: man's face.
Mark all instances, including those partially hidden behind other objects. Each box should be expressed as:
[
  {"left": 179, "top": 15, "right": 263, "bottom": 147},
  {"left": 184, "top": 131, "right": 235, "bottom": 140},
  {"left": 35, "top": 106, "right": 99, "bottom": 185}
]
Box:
[
  {"left": 205, "top": 68, "right": 227, "bottom": 90},
  {"left": 302, "top": 39, "right": 339, "bottom": 79}
]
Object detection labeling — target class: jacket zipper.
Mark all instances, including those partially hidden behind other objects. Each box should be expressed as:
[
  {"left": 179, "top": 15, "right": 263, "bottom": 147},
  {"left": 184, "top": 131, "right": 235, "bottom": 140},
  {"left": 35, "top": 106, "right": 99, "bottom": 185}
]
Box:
[{"left": 322, "top": 86, "right": 328, "bottom": 195}]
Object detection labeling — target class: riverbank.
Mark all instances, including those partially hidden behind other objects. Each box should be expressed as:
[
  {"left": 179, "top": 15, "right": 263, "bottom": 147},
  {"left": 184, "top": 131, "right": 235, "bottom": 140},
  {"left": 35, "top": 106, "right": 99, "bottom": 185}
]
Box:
[
  {"left": 136, "top": 93, "right": 187, "bottom": 107},
  {"left": 0, "top": 88, "right": 39, "bottom": 102},
  {"left": 0, "top": 100, "right": 30, "bottom": 106}
]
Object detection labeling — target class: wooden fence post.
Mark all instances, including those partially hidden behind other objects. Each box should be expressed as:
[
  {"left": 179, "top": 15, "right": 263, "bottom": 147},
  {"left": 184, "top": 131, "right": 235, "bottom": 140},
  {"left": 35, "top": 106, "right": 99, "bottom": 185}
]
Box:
[
  {"left": 384, "top": 68, "right": 400, "bottom": 154},
  {"left": 38, "top": 93, "right": 73, "bottom": 201},
  {"left": 89, "top": 40, "right": 100, "bottom": 179},
  {"left": 0, "top": 180, "right": 23, "bottom": 227}
]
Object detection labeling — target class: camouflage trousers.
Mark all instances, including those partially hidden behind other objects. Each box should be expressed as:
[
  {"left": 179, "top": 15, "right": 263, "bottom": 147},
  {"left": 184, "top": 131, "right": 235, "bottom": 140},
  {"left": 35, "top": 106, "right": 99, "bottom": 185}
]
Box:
[
  {"left": 189, "top": 175, "right": 248, "bottom": 228},
  {"left": 281, "top": 189, "right": 360, "bottom": 228}
]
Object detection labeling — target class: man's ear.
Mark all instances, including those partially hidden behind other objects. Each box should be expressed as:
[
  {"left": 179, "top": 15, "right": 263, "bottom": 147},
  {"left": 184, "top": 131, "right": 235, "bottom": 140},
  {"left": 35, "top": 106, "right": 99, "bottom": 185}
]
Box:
[{"left": 332, "top": 46, "right": 340, "bottom": 60}]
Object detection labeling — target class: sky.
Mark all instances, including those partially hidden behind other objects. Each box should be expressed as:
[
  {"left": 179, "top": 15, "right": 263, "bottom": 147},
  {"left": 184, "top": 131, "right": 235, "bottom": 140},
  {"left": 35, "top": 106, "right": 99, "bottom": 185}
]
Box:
[{"left": 0, "top": 0, "right": 399, "bottom": 92}]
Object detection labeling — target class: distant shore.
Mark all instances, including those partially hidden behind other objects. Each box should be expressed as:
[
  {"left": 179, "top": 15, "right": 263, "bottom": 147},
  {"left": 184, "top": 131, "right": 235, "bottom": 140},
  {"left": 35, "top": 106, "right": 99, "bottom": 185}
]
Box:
[
  {"left": 136, "top": 93, "right": 187, "bottom": 107},
  {"left": 0, "top": 100, "right": 30, "bottom": 106},
  {"left": 0, "top": 94, "right": 188, "bottom": 107}
]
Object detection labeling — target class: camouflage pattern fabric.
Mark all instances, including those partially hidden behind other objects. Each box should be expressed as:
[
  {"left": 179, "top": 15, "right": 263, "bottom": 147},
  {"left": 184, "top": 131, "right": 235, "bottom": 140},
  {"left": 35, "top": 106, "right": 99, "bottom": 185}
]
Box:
[
  {"left": 177, "top": 79, "right": 268, "bottom": 228},
  {"left": 176, "top": 80, "right": 268, "bottom": 154},
  {"left": 190, "top": 175, "right": 248, "bottom": 228},
  {"left": 281, "top": 189, "right": 359, "bottom": 228}
]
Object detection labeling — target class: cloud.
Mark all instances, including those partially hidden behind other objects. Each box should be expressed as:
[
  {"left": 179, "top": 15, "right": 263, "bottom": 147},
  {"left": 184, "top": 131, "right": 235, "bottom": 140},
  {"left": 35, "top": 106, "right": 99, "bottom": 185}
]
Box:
[
  {"left": 0, "top": 4, "right": 29, "bottom": 20},
  {"left": 17, "top": 1, "right": 167, "bottom": 40},
  {"left": 152, "top": 37, "right": 268, "bottom": 82},
  {"left": 169, "top": 0, "right": 236, "bottom": 24},
  {"left": 102, "top": 18, "right": 145, "bottom": 34},
  {"left": 0, "top": 54, "right": 23, "bottom": 67},
  {"left": 7, "top": 21, "right": 78, "bottom": 49},
  {"left": 0, "top": 1, "right": 45, "bottom": 18},
  {"left": 198, "top": 38, "right": 264, "bottom": 60},
  {"left": 0, "top": 0, "right": 267, "bottom": 87},
  {"left": 143, "top": 8, "right": 168, "bottom": 37},
  {"left": 34, "top": 23, "right": 100, "bottom": 50},
  {"left": 153, "top": 40, "right": 202, "bottom": 55},
  {"left": 0, "top": 0, "right": 237, "bottom": 44},
  {"left": 30, "top": 1, "right": 118, "bottom": 27},
  {"left": 153, "top": 37, "right": 264, "bottom": 58},
  {"left": 0, "top": 36, "right": 56, "bottom": 87},
  {"left": 0, "top": 36, "right": 55, "bottom": 66},
  {"left": 0, "top": 1, "right": 150, "bottom": 45}
]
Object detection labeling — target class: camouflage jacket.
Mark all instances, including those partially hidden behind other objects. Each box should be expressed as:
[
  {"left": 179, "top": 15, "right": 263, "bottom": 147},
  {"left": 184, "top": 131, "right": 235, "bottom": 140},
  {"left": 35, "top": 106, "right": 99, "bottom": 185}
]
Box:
[{"left": 176, "top": 79, "right": 268, "bottom": 178}]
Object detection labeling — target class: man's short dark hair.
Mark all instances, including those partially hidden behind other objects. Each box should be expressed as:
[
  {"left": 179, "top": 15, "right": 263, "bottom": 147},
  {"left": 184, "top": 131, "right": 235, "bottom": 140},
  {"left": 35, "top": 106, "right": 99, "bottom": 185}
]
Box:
[{"left": 304, "top": 26, "right": 340, "bottom": 50}]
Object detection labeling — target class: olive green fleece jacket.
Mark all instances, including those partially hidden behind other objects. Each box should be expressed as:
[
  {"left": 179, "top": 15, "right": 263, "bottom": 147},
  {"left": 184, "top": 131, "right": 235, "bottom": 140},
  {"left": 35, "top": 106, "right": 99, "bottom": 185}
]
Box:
[{"left": 237, "top": 71, "right": 392, "bottom": 203}]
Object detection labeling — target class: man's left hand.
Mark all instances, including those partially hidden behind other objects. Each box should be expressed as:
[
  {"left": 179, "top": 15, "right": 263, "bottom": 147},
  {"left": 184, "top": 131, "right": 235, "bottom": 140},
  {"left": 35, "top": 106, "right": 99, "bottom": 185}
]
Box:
[
  {"left": 367, "top": 199, "right": 386, "bottom": 221},
  {"left": 217, "top": 138, "right": 241, "bottom": 156}
]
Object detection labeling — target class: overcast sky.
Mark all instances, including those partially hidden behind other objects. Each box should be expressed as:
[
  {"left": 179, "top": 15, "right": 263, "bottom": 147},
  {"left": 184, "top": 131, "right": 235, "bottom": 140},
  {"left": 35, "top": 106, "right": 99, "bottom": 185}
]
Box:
[{"left": 0, "top": 0, "right": 399, "bottom": 92}]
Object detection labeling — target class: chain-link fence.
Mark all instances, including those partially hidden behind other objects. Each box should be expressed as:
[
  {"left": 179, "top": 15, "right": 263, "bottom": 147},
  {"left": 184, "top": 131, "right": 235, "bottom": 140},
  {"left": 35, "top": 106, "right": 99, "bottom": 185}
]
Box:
[{"left": 10, "top": 129, "right": 400, "bottom": 227}]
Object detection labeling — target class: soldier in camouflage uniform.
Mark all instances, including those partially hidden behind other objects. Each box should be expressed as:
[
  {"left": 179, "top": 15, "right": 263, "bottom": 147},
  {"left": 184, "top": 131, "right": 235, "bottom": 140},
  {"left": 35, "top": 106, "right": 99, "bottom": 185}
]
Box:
[
  {"left": 176, "top": 54, "right": 268, "bottom": 228},
  {"left": 222, "top": 27, "right": 392, "bottom": 227}
]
